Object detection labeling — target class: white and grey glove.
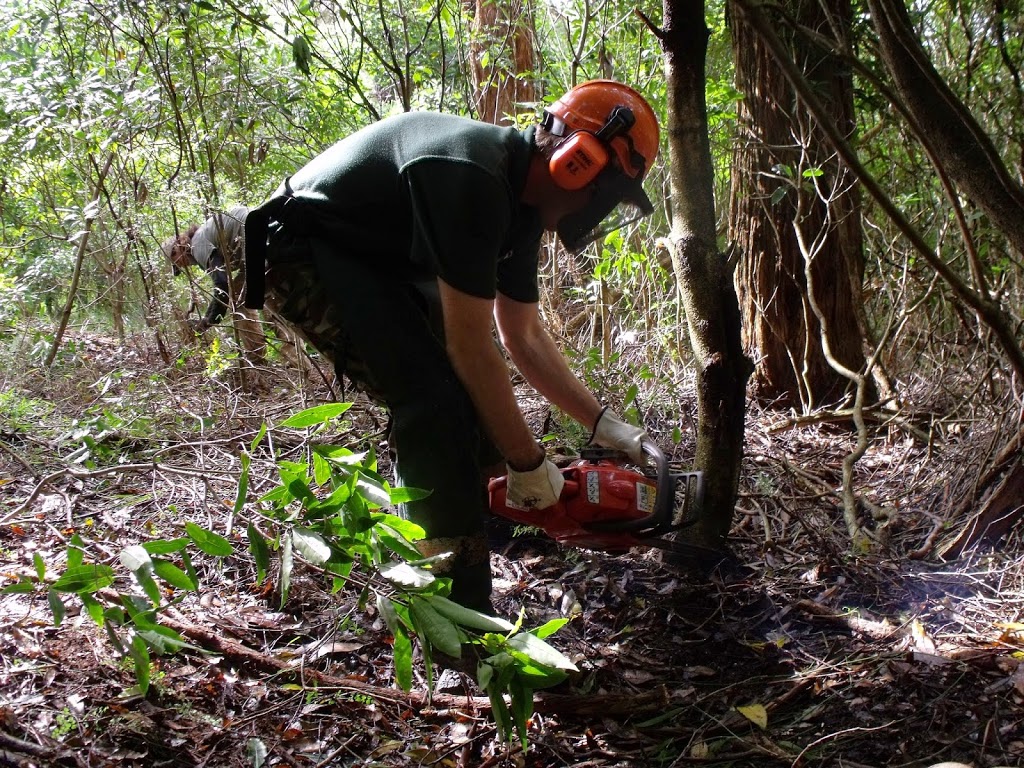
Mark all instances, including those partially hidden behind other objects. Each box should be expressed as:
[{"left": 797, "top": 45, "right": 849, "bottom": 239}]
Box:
[
  {"left": 589, "top": 407, "right": 650, "bottom": 464},
  {"left": 505, "top": 458, "right": 565, "bottom": 511}
]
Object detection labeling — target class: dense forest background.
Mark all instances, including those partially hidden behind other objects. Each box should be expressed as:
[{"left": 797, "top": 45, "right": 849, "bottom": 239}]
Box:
[{"left": 1, "top": 0, "right": 1024, "bottom": 766}]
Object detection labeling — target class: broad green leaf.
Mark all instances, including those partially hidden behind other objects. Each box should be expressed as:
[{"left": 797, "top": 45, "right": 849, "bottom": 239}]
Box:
[
  {"left": 487, "top": 682, "right": 513, "bottom": 742},
  {"left": 510, "top": 675, "right": 533, "bottom": 749},
  {"left": 425, "top": 595, "right": 515, "bottom": 632},
  {"left": 152, "top": 559, "right": 197, "bottom": 591},
  {"left": 235, "top": 451, "right": 251, "bottom": 515},
  {"left": 410, "top": 597, "right": 462, "bottom": 657},
  {"left": 393, "top": 625, "right": 413, "bottom": 691},
  {"left": 80, "top": 593, "right": 105, "bottom": 626},
  {"left": 135, "top": 625, "right": 195, "bottom": 655},
  {"left": 388, "top": 486, "right": 432, "bottom": 504},
  {"left": 279, "top": 403, "right": 352, "bottom": 428},
  {"left": 33, "top": 552, "right": 45, "bottom": 581},
  {"left": 531, "top": 617, "right": 568, "bottom": 640},
  {"left": 379, "top": 561, "right": 434, "bottom": 589},
  {"left": 48, "top": 589, "right": 66, "bottom": 626},
  {"left": 129, "top": 634, "right": 150, "bottom": 695},
  {"left": 377, "top": 532, "right": 424, "bottom": 564},
  {"left": 67, "top": 534, "right": 85, "bottom": 568},
  {"left": 52, "top": 564, "right": 116, "bottom": 594},
  {"left": 133, "top": 566, "right": 163, "bottom": 607},
  {"left": 291, "top": 527, "right": 330, "bottom": 565},
  {"left": 373, "top": 514, "right": 425, "bottom": 542},
  {"left": 377, "top": 595, "right": 404, "bottom": 636},
  {"left": 353, "top": 471, "right": 390, "bottom": 508},
  {"left": 1, "top": 579, "right": 34, "bottom": 594},
  {"left": 141, "top": 538, "right": 190, "bottom": 555},
  {"left": 185, "top": 523, "right": 233, "bottom": 556},
  {"left": 249, "top": 422, "right": 268, "bottom": 454},
  {"left": 506, "top": 632, "right": 577, "bottom": 671},
  {"left": 248, "top": 522, "right": 270, "bottom": 586}
]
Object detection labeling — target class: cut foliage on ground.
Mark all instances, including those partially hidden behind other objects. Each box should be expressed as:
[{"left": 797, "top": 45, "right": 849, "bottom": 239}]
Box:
[{"left": 1, "top": 330, "right": 1023, "bottom": 768}]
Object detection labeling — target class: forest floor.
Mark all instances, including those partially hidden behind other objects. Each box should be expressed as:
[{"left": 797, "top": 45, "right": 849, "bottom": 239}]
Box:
[{"left": 1, "top": 328, "right": 1023, "bottom": 768}]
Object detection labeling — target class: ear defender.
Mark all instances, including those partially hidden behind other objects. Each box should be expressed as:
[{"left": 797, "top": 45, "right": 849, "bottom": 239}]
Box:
[{"left": 549, "top": 131, "right": 610, "bottom": 190}]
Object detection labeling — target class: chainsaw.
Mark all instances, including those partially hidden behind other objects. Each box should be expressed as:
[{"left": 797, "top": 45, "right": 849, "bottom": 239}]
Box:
[{"left": 488, "top": 440, "right": 727, "bottom": 569}]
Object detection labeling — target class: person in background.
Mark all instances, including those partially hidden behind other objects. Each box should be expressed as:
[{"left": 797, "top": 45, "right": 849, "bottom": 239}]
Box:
[
  {"left": 243, "top": 80, "right": 661, "bottom": 612},
  {"left": 161, "top": 205, "right": 250, "bottom": 334}
]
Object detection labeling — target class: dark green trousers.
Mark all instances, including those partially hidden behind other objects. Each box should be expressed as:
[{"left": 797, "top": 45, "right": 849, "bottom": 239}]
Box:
[{"left": 264, "top": 228, "right": 497, "bottom": 611}]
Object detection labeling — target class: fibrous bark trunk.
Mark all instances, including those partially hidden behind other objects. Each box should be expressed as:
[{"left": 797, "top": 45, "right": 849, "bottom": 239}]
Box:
[
  {"left": 729, "top": 0, "right": 871, "bottom": 410},
  {"left": 465, "top": 0, "right": 536, "bottom": 125}
]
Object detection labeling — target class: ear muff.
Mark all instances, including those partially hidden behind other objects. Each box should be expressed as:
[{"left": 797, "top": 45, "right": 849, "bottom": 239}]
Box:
[{"left": 549, "top": 131, "right": 610, "bottom": 190}]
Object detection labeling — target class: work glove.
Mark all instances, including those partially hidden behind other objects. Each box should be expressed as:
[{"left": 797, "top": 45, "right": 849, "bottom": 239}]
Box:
[
  {"left": 505, "top": 457, "right": 565, "bottom": 511},
  {"left": 589, "top": 407, "right": 650, "bottom": 465}
]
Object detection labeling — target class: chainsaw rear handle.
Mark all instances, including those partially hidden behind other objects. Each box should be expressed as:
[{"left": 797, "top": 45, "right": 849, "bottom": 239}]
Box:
[{"left": 583, "top": 439, "right": 674, "bottom": 535}]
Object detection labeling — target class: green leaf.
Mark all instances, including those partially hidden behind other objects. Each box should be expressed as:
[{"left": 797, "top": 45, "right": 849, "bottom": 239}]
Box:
[
  {"left": 487, "top": 681, "right": 513, "bottom": 742},
  {"left": 235, "top": 451, "right": 251, "bottom": 516},
  {"left": 379, "top": 561, "right": 435, "bottom": 589},
  {"left": 152, "top": 559, "right": 197, "bottom": 591},
  {"left": 393, "top": 624, "right": 413, "bottom": 692},
  {"left": 129, "top": 634, "right": 151, "bottom": 695},
  {"left": 374, "top": 514, "right": 425, "bottom": 542},
  {"left": 1, "top": 579, "right": 34, "bottom": 594},
  {"left": 33, "top": 552, "right": 45, "bottom": 581},
  {"left": 48, "top": 589, "right": 66, "bottom": 626},
  {"left": 531, "top": 617, "right": 568, "bottom": 640},
  {"left": 80, "top": 593, "right": 105, "bottom": 626},
  {"left": 291, "top": 527, "right": 331, "bottom": 565},
  {"left": 133, "top": 565, "right": 163, "bottom": 607},
  {"left": 388, "top": 486, "right": 432, "bottom": 504},
  {"left": 135, "top": 625, "right": 195, "bottom": 655},
  {"left": 506, "top": 632, "right": 577, "bottom": 671},
  {"left": 510, "top": 675, "right": 534, "bottom": 749},
  {"left": 67, "top": 534, "right": 85, "bottom": 568},
  {"left": 141, "top": 538, "right": 190, "bottom": 555},
  {"left": 425, "top": 595, "right": 515, "bottom": 632},
  {"left": 279, "top": 402, "right": 352, "bottom": 428},
  {"left": 185, "top": 523, "right": 233, "bottom": 556},
  {"left": 410, "top": 597, "right": 462, "bottom": 658},
  {"left": 52, "top": 564, "right": 116, "bottom": 594},
  {"left": 248, "top": 522, "right": 270, "bottom": 586},
  {"left": 249, "top": 423, "right": 268, "bottom": 454}
]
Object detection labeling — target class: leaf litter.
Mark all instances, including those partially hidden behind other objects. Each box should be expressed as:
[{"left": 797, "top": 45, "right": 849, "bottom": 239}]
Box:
[{"left": 0, "top": 329, "right": 1022, "bottom": 767}]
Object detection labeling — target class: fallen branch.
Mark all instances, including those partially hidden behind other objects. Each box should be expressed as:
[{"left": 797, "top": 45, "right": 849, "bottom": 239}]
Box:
[{"left": 158, "top": 613, "right": 671, "bottom": 717}]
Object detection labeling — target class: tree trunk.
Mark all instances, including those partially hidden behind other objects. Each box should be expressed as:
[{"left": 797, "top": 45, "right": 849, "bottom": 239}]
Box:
[
  {"left": 659, "top": 0, "right": 752, "bottom": 546},
  {"left": 866, "top": 0, "right": 1024, "bottom": 257},
  {"left": 465, "top": 0, "right": 536, "bottom": 125},
  {"left": 729, "top": 0, "right": 871, "bottom": 410}
]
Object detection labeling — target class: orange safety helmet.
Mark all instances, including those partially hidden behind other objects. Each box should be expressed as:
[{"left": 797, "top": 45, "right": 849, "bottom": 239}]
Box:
[
  {"left": 543, "top": 80, "right": 660, "bottom": 190},
  {"left": 541, "top": 80, "right": 661, "bottom": 252}
]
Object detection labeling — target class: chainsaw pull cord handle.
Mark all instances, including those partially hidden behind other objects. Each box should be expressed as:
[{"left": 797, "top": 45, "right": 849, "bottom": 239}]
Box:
[{"left": 582, "top": 439, "right": 675, "bottom": 534}]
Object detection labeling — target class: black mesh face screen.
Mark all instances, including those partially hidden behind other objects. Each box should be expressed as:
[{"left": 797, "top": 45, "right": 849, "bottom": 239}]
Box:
[{"left": 556, "top": 169, "right": 654, "bottom": 253}]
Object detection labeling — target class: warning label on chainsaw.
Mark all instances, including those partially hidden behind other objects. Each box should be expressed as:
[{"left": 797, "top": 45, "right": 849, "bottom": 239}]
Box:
[
  {"left": 586, "top": 471, "right": 601, "bottom": 504},
  {"left": 636, "top": 482, "right": 656, "bottom": 514}
]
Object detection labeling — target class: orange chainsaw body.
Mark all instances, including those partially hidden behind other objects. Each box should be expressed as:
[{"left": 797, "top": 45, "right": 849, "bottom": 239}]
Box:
[{"left": 488, "top": 454, "right": 664, "bottom": 552}]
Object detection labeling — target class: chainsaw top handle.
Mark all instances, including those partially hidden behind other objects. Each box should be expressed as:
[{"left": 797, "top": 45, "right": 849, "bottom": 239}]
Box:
[{"left": 583, "top": 439, "right": 674, "bottom": 536}]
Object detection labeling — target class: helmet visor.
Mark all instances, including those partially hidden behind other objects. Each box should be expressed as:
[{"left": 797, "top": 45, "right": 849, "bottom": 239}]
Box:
[{"left": 556, "top": 169, "right": 654, "bottom": 253}]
